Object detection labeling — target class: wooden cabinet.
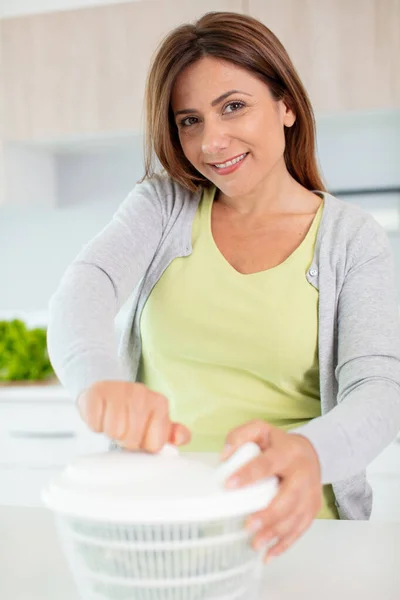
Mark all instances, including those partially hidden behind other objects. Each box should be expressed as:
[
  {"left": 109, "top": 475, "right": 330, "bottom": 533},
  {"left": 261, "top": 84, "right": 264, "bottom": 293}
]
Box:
[
  {"left": 1, "top": 0, "right": 398, "bottom": 141},
  {"left": 0, "top": 0, "right": 244, "bottom": 142},
  {"left": 247, "top": 0, "right": 400, "bottom": 113}
]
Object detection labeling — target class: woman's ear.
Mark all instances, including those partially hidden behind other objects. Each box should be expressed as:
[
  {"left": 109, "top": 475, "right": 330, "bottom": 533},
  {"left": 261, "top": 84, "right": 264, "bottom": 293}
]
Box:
[{"left": 280, "top": 97, "right": 296, "bottom": 128}]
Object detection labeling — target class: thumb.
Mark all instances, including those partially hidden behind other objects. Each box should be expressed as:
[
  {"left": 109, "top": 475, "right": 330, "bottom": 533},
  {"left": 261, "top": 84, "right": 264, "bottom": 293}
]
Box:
[{"left": 169, "top": 422, "right": 192, "bottom": 446}]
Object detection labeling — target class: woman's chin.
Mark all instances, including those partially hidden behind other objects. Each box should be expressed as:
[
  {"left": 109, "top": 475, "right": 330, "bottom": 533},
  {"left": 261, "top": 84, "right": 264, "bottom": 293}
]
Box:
[{"left": 217, "top": 180, "right": 258, "bottom": 199}]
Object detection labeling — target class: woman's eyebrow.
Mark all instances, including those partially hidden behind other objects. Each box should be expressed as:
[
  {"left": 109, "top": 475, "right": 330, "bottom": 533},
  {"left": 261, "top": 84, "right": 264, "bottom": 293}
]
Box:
[{"left": 174, "top": 89, "right": 252, "bottom": 117}]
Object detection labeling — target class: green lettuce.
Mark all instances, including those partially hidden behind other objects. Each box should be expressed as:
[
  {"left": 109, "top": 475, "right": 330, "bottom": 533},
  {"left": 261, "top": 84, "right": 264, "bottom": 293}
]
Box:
[{"left": 0, "top": 319, "right": 54, "bottom": 382}]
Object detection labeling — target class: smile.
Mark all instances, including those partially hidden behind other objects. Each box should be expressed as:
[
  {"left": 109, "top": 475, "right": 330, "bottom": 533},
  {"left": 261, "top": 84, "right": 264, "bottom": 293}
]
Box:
[
  {"left": 211, "top": 153, "right": 248, "bottom": 169},
  {"left": 209, "top": 152, "right": 249, "bottom": 175}
]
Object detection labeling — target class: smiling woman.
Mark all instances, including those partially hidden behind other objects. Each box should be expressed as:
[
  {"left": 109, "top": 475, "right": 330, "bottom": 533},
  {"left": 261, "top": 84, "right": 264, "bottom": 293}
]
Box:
[
  {"left": 47, "top": 11, "right": 400, "bottom": 565},
  {"left": 141, "top": 11, "right": 325, "bottom": 196},
  {"left": 170, "top": 57, "right": 297, "bottom": 193}
]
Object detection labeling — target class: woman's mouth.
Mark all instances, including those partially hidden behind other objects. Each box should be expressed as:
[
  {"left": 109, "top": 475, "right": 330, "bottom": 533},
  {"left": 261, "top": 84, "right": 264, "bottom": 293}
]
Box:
[{"left": 209, "top": 152, "right": 249, "bottom": 175}]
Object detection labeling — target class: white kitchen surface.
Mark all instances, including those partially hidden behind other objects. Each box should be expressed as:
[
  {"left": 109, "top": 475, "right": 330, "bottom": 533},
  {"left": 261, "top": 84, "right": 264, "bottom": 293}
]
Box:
[{"left": 1, "top": 506, "right": 399, "bottom": 600}]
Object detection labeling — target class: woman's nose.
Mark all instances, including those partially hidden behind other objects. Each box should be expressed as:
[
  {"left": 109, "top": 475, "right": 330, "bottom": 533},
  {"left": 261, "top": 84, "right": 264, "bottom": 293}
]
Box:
[{"left": 201, "top": 121, "right": 229, "bottom": 156}]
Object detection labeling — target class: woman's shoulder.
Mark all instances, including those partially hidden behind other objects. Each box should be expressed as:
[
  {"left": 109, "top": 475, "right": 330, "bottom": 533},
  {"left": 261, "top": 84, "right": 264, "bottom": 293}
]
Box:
[
  {"left": 318, "top": 191, "right": 391, "bottom": 257},
  {"left": 131, "top": 172, "right": 202, "bottom": 213}
]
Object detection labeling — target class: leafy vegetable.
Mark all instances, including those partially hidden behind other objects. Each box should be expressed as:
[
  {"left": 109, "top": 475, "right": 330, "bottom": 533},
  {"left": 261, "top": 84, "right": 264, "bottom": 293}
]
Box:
[{"left": 0, "top": 319, "right": 54, "bottom": 382}]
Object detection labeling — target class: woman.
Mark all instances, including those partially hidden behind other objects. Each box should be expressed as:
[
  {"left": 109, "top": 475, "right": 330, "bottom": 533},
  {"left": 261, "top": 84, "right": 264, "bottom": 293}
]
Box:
[{"left": 47, "top": 12, "right": 400, "bottom": 562}]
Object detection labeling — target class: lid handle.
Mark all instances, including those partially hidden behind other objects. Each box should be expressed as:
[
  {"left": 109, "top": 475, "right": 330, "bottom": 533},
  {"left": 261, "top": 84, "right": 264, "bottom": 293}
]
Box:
[
  {"left": 215, "top": 442, "right": 261, "bottom": 483},
  {"left": 158, "top": 444, "right": 180, "bottom": 458}
]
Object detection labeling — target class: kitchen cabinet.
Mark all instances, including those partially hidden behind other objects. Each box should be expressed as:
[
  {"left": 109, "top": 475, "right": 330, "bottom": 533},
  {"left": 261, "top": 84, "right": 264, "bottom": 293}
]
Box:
[
  {"left": 247, "top": 0, "right": 400, "bottom": 113},
  {"left": 0, "top": 0, "right": 244, "bottom": 142},
  {"left": 0, "top": 399, "right": 109, "bottom": 467},
  {"left": 0, "top": 385, "right": 109, "bottom": 506},
  {"left": 0, "top": 386, "right": 109, "bottom": 465},
  {"left": 1, "top": 0, "right": 399, "bottom": 144}
]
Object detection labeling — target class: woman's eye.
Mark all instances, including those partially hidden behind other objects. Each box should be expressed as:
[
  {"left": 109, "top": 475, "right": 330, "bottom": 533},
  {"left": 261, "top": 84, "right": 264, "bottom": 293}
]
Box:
[
  {"left": 178, "top": 101, "right": 245, "bottom": 128},
  {"left": 224, "top": 101, "right": 245, "bottom": 114},
  {"left": 179, "top": 116, "right": 199, "bottom": 128}
]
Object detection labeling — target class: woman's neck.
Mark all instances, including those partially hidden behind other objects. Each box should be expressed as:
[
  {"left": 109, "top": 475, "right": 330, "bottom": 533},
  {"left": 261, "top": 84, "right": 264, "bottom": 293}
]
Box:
[{"left": 214, "top": 162, "right": 318, "bottom": 219}]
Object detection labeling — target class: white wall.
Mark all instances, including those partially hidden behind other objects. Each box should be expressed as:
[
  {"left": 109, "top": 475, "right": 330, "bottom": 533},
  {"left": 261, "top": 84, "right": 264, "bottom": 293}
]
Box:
[
  {"left": 1, "top": 136, "right": 144, "bottom": 311},
  {"left": 316, "top": 109, "right": 400, "bottom": 192},
  {"left": 5, "top": 145, "right": 58, "bottom": 208},
  {"left": 57, "top": 143, "right": 142, "bottom": 207},
  {"left": 1, "top": 198, "right": 121, "bottom": 311}
]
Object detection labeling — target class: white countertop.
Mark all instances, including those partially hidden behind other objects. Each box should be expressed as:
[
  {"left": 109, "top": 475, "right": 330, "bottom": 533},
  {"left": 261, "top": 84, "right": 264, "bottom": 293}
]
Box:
[{"left": 1, "top": 506, "right": 399, "bottom": 600}]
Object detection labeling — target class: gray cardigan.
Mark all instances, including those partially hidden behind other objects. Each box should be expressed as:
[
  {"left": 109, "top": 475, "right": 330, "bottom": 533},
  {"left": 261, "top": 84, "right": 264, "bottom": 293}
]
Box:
[{"left": 47, "top": 174, "right": 400, "bottom": 520}]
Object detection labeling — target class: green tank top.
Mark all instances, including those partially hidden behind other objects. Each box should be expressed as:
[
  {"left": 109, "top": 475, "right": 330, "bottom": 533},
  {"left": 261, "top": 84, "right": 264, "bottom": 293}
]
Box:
[{"left": 138, "top": 185, "right": 339, "bottom": 519}]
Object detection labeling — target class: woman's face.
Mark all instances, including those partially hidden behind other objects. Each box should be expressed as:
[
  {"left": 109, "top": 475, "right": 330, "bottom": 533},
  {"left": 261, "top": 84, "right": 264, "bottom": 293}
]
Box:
[{"left": 171, "top": 56, "right": 296, "bottom": 198}]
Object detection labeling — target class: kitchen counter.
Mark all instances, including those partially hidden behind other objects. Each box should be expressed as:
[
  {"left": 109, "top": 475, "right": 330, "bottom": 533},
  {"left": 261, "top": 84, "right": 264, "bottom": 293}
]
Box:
[{"left": 1, "top": 506, "right": 399, "bottom": 600}]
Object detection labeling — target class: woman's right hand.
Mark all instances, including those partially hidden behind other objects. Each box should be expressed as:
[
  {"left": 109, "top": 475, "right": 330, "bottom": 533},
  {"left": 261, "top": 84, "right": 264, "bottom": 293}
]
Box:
[{"left": 77, "top": 381, "right": 191, "bottom": 452}]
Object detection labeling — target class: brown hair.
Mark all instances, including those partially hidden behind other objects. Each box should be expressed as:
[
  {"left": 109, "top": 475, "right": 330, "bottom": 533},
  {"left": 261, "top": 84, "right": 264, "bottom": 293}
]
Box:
[{"left": 139, "top": 11, "right": 326, "bottom": 193}]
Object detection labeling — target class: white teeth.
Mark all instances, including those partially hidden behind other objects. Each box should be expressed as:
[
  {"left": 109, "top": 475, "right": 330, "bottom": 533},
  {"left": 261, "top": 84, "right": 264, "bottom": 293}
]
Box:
[{"left": 213, "top": 153, "right": 247, "bottom": 169}]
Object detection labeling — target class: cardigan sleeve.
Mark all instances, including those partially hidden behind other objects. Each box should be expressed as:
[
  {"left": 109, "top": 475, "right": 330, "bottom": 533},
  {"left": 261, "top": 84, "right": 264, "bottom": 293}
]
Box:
[
  {"left": 47, "top": 180, "right": 164, "bottom": 401},
  {"left": 291, "top": 220, "right": 400, "bottom": 484}
]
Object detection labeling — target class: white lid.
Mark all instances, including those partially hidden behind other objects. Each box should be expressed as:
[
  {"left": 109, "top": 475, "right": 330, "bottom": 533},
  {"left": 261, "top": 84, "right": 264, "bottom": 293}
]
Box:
[{"left": 42, "top": 444, "right": 278, "bottom": 523}]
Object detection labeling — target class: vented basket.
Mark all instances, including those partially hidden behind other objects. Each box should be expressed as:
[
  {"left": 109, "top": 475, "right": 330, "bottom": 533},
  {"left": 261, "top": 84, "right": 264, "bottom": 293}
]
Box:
[{"left": 43, "top": 443, "right": 278, "bottom": 600}]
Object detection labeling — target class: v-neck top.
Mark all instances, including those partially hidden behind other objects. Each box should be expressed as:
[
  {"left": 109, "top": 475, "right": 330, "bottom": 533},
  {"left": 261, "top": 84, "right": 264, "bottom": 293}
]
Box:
[
  {"left": 138, "top": 184, "right": 323, "bottom": 440},
  {"left": 137, "top": 186, "right": 337, "bottom": 517}
]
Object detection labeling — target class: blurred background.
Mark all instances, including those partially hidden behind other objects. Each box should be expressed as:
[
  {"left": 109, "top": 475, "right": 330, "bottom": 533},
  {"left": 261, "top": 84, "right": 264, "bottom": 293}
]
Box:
[{"left": 0, "top": 0, "right": 399, "bottom": 319}]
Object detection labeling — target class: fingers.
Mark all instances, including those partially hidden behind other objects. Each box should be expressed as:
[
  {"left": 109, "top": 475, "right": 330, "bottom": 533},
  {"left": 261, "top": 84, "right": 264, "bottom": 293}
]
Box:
[
  {"left": 103, "top": 396, "right": 128, "bottom": 440},
  {"left": 120, "top": 389, "right": 170, "bottom": 452},
  {"left": 252, "top": 508, "right": 303, "bottom": 553},
  {"left": 247, "top": 475, "right": 300, "bottom": 537},
  {"left": 122, "top": 382, "right": 147, "bottom": 445},
  {"left": 222, "top": 420, "right": 273, "bottom": 459},
  {"left": 104, "top": 383, "right": 148, "bottom": 449},
  {"left": 223, "top": 428, "right": 324, "bottom": 564},
  {"left": 225, "top": 449, "right": 286, "bottom": 489},
  {"left": 169, "top": 422, "right": 192, "bottom": 446},
  {"left": 264, "top": 515, "right": 311, "bottom": 562},
  {"left": 78, "top": 381, "right": 192, "bottom": 453},
  {"left": 246, "top": 471, "right": 322, "bottom": 562},
  {"left": 141, "top": 393, "right": 170, "bottom": 452}
]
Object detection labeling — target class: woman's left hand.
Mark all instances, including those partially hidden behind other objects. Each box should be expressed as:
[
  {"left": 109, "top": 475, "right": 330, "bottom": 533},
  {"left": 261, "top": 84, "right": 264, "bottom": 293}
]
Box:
[{"left": 221, "top": 420, "right": 323, "bottom": 562}]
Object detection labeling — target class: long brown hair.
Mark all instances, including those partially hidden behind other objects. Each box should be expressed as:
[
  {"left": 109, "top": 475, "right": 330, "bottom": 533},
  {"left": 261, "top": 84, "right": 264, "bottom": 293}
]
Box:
[{"left": 139, "top": 11, "right": 326, "bottom": 193}]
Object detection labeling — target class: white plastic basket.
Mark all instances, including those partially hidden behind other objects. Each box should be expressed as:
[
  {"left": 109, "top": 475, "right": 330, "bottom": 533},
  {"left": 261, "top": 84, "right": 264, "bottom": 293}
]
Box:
[{"left": 43, "top": 443, "right": 278, "bottom": 600}]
